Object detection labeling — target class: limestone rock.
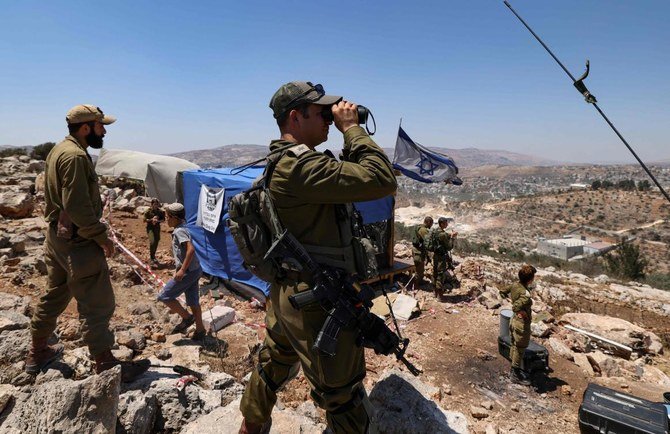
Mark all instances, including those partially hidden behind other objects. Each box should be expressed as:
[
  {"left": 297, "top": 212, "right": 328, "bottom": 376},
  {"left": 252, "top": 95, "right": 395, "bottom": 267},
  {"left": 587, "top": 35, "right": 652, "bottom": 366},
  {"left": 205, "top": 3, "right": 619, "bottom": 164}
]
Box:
[
  {"left": 2, "top": 366, "right": 121, "bottom": 433},
  {"left": 573, "top": 353, "right": 595, "bottom": 377},
  {"left": 181, "top": 397, "right": 326, "bottom": 434},
  {"left": 548, "top": 337, "right": 574, "bottom": 361},
  {"left": 369, "top": 369, "right": 469, "bottom": 433},
  {"left": 561, "top": 312, "right": 663, "bottom": 355},
  {"left": 0, "top": 311, "right": 30, "bottom": 332},
  {"left": 0, "top": 329, "right": 30, "bottom": 365},
  {"left": 0, "top": 191, "right": 34, "bottom": 219},
  {"left": 117, "top": 390, "right": 158, "bottom": 434},
  {"left": 112, "top": 345, "right": 134, "bottom": 361},
  {"left": 0, "top": 292, "right": 31, "bottom": 315},
  {"left": 470, "top": 405, "right": 489, "bottom": 419},
  {"left": 62, "top": 346, "right": 94, "bottom": 379}
]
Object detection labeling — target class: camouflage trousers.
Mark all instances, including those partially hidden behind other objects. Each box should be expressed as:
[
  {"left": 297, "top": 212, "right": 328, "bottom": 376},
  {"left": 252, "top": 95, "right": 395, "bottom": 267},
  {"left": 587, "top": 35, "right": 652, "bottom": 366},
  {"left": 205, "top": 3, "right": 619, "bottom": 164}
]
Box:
[
  {"left": 433, "top": 253, "right": 456, "bottom": 290},
  {"left": 30, "top": 226, "right": 115, "bottom": 356},
  {"left": 147, "top": 227, "right": 160, "bottom": 260},
  {"left": 240, "top": 280, "right": 370, "bottom": 433},
  {"left": 413, "top": 250, "right": 428, "bottom": 283},
  {"left": 509, "top": 316, "right": 531, "bottom": 369}
]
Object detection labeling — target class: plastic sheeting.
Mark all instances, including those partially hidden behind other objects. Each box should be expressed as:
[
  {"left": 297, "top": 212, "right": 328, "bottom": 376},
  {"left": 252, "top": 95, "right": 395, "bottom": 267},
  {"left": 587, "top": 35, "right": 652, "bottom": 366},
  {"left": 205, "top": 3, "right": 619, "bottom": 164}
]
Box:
[
  {"left": 95, "top": 148, "right": 199, "bottom": 203},
  {"left": 182, "top": 167, "right": 395, "bottom": 296}
]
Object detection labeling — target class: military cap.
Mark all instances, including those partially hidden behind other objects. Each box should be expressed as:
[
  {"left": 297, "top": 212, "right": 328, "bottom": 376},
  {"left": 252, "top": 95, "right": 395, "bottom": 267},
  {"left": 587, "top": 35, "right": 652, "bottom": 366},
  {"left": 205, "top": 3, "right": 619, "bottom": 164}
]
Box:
[
  {"left": 66, "top": 104, "right": 116, "bottom": 125},
  {"left": 269, "top": 81, "right": 342, "bottom": 119},
  {"left": 438, "top": 217, "right": 449, "bottom": 224}
]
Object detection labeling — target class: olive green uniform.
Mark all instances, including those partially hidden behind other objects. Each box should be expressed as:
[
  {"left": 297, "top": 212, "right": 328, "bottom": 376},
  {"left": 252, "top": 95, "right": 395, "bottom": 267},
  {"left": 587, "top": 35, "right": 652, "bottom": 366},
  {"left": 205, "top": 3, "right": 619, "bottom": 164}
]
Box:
[
  {"left": 412, "top": 225, "right": 430, "bottom": 283},
  {"left": 144, "top": 208, "right": 164, "bottom": 261},
  {"left": 509, "top": 282, "right": 532, "bottom": 369},
  {"left": 240, "top": 126, "right": 397, "bottom": 433},
  {"left": 432, "top": 228, "right": 455, "bottom": 291},
  {"left": 30, "top": 135, "right": 115, "bottom": 357}
]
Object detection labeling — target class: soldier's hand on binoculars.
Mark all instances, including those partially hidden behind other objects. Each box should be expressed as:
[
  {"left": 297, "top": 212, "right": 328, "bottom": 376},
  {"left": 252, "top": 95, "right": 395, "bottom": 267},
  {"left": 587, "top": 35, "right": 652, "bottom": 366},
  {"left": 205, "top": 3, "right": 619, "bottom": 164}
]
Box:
[{"left": 331, "top": 100, "right": 358, "bottom": 133}]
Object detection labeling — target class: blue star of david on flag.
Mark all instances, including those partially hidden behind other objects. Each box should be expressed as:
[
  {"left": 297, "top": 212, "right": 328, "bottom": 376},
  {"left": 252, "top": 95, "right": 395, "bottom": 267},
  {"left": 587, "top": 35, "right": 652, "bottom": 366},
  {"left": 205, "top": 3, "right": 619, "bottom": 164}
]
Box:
[
  {"left": 416, "top": 155, "right": 439, "bottom": 175},
  {"left": 392, "top": 126, "right": 461, "bottom": 184}
]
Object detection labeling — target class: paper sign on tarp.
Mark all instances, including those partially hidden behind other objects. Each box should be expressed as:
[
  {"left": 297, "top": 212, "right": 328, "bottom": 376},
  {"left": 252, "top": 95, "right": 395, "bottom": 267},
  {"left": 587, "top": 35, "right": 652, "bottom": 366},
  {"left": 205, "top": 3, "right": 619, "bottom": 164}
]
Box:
[{"left": 197, "top": 185, "right": 225, "bottom": 233}]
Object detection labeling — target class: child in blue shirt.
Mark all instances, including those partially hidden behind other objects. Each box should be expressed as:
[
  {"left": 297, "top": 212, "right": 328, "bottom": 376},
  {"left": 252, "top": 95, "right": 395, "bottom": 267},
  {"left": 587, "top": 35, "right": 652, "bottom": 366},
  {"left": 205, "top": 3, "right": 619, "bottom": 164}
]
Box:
[{"left": 157, "top": 203, "right": 206, "bottom": 341}]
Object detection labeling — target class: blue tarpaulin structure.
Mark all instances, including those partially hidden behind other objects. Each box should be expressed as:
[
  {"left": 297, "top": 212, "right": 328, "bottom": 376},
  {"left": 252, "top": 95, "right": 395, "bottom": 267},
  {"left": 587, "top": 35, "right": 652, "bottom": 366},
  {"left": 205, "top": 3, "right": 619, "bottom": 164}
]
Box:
[{"left": 182, "top": 167, "right": 394, "bottom": 297}]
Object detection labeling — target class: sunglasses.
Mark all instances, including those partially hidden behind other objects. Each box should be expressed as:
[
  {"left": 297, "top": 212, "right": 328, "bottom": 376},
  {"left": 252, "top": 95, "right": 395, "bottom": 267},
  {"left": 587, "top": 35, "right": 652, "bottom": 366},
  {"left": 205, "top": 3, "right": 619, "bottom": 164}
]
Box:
[{"left": 283, "top": 82, "right": 325, "bottom": 109}]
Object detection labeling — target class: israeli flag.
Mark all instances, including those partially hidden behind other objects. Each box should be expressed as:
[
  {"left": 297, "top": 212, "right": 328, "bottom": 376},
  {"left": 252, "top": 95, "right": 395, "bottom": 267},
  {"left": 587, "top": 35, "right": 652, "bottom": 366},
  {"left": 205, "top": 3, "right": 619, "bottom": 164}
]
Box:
[{"left": 392, "top": 126, "right": 462, "bottom": 185}]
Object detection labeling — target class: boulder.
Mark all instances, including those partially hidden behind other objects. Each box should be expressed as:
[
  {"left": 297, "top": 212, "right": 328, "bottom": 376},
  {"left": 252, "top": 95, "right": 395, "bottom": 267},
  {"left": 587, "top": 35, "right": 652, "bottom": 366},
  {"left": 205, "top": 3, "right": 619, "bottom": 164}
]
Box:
[
  {"left": 0, "top": 191, "right": 33, "bottom": 218},
  {"left": 0, "top": 311, "right": 30, "bottom": 332},
  {"left": 8, "top": 235, "right": 27, "bottom": 254},
  {"left": 0, "top": 329, "right": 30, "bottom": 365},
  {"left": 117, "top": 390, "right": 158, "bottom": 434},
  {"left": 560, "top": 313, "right": 663, "bottom": 355},
  {"left": 112, "top": 345, "right": 134, "bottom": 361},
  {"left": 573, "top": 353, "right": 595, "bottom": 377},
  {"left": 0, "top": 292, "right": 31, "bottom": 315},
  {"left": 0, "top": 384, "right": 18, "bottom": 414},
  {"left": 180, "top": 397, "right": 326, "bottom": 434},
  {"left": 640, "top": 365, "right": 670, "bottom": 388},
  {"left": 369, "top": 369, "right": 469, "bottom": 433},
  {"left": 2, "top": 366, "right": 121, "bottom": 433},
  {"left": 62, "top": 346, "right": 94, "bottom": 379},
  {"left": 587, "top": 351, "right": 622, "bottom": 377},
  {"left": 547, "top": 337, "right": 574, "bottom": 361},
  {"left": 531, "top": 321, "right": 552, "bottom": 338},
  {"left": 148, "top": 379, "right": 225, "bottom": 432}
]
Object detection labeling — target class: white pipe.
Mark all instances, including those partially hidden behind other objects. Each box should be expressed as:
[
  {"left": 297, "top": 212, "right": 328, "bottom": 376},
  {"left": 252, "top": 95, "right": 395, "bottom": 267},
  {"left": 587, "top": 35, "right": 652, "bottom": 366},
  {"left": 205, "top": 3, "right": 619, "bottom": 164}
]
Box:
[{"left": 563, "top": 324, "right": 633, "bottom": 353}]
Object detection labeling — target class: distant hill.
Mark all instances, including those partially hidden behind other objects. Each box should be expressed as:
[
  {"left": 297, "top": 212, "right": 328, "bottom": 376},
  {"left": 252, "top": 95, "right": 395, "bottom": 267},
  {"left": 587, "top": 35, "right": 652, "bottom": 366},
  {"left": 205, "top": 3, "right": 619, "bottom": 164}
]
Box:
[{"left": 169, "top": 144, "right": 563, "bottom": 169}]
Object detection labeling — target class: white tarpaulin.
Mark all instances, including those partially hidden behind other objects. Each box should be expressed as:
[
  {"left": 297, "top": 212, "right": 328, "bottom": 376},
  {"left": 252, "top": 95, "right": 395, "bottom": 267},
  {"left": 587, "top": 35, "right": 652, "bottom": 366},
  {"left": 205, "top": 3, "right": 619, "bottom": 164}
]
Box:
[
  {"left": 95, "top": 148, "right": 200, "bottom": 203},
  {"left": 196, "top": 184, "right": 225, "bottom": 233}
]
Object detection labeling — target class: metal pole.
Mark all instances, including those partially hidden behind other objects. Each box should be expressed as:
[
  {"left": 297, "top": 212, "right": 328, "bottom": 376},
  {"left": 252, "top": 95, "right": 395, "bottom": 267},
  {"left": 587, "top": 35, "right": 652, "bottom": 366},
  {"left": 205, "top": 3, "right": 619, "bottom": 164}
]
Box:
[{"left": 503, "top": 1, "right": 670, "bottom": 205}]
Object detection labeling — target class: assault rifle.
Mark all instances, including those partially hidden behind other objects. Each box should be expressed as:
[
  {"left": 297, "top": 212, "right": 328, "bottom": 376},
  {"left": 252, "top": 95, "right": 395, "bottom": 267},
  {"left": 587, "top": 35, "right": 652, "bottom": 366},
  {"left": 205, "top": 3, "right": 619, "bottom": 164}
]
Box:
[{"left": 265, "top": 230, "right": 421, "bottom": 376}]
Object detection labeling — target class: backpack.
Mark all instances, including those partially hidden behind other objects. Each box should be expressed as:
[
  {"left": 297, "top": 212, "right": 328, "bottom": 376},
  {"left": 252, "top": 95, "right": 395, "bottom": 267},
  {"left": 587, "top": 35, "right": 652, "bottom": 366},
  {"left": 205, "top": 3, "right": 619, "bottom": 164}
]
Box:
[
  {"left": 411, "top": 225, "right": 424, "bottom": 249},
  {"left": 226, "top": 146, "right": 295, "bottom": 284},
  {"left": 424, "top": 228, "right": 442, "bottom": 253}
]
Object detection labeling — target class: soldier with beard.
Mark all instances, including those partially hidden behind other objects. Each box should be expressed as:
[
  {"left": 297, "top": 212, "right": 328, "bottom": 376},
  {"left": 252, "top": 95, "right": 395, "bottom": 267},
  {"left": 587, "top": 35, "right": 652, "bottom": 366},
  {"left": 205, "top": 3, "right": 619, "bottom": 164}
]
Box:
[{"left": 25, "top": 105, "right": 149, "bottom": 382}]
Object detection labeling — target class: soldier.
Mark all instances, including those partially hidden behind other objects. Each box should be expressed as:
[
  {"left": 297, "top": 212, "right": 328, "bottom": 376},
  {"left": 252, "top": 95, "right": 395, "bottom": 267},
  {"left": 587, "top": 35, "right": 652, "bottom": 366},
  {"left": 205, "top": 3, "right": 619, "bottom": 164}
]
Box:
[
  {"left": 431, "top": 217, "right": 458, "bottom": 298},
  {"left": 144, "top": 198, "right": 165, "bottom": 266},
  {"left": 411, "top": 216, "right": 433, "bottom": 287},
  {"left": 508, "top": 264, "right": 536, "bottom": 386},
  {"left": 25, "top": 104, "right": 149, "bottom": 382},
  {"left": 238, "top": 82, "right": 397, "bottom": 434}
]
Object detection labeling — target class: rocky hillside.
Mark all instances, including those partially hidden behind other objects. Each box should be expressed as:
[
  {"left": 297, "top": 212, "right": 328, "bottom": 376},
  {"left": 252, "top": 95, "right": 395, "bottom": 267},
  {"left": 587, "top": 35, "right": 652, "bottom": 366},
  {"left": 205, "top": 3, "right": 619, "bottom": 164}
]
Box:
[
  {"left": 1, "top": 154, "right": 670, "bottom": 433},
  {"left": 168, "top": 144, "right": 561, "bottom": 169}
]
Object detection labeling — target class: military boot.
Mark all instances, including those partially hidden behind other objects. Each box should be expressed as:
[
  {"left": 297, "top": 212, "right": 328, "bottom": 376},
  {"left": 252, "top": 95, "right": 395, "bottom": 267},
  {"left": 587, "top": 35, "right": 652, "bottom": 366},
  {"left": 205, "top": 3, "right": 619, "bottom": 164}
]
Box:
[
  {"left": 24, "top": 337, "right": 64, "bottom": 374},
  {"left": 510, "top": 367, "right": 531, "bottom": 386},
  {"left": 94, "top": 350, "right": 150, "bottom": 383},
  {"left": 238, "top": 417, "right": 272, "bottom": 434}
]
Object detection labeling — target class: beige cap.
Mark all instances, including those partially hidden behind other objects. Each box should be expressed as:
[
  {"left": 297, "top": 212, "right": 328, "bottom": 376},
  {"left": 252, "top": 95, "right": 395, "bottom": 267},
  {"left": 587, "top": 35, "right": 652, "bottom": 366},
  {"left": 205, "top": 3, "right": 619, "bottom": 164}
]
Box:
[{"left": 66, "top": 104, "right": 116, "bottom": 125}]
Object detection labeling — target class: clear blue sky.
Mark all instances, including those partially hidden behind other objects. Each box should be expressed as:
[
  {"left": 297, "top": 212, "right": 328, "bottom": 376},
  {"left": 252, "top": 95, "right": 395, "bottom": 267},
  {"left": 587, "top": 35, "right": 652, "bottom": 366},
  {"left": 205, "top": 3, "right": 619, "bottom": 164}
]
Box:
[{"left": 1, "top": 0, "right": 668, "bottom": 164}]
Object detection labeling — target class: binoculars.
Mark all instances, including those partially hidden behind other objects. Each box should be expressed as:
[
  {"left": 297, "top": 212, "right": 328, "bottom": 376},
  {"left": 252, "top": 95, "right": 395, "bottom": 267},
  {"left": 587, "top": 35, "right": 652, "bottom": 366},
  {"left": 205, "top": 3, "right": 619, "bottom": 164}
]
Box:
[{"left": 321, "top": 104, "right": 371, "bottom": 125}]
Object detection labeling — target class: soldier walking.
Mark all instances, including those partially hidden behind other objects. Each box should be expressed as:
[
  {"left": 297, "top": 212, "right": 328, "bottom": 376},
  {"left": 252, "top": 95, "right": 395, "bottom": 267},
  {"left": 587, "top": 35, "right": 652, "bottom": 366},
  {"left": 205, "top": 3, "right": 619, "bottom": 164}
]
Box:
[
  {"left": 25, "top": 105, "right": 149, "bottom": 382},
  {"left": 238, "top": 82, "right": 397, "bottom": 434}
]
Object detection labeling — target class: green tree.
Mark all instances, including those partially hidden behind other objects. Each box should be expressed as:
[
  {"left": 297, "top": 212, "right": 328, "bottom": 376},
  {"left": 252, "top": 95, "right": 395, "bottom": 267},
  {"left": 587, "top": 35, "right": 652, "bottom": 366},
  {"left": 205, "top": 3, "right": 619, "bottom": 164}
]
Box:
[
  {"left": 591, "top": 180, "right": 601, "bottom": 190},
  {"left": 605, "top": 239, "right": 647, "bottom": 280},
  {"left": 30, "top": 142, "right": 56, "bottom": 161},
  {"left": 637, "top": 180, "right": 651, "bottom": 191}
]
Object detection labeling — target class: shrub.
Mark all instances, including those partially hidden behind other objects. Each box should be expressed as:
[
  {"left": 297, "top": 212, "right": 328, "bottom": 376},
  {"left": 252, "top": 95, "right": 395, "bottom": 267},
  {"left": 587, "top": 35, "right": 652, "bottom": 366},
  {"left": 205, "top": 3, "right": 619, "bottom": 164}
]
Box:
[
  {"left": 605, "top": 239, "right": 647, "bottom": 280},
  {"left": 30, "top": 142, "right": 56, "bottom": 160},
  {"left": 0, "top": 147, "right": 27, "bottom": 157}
]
